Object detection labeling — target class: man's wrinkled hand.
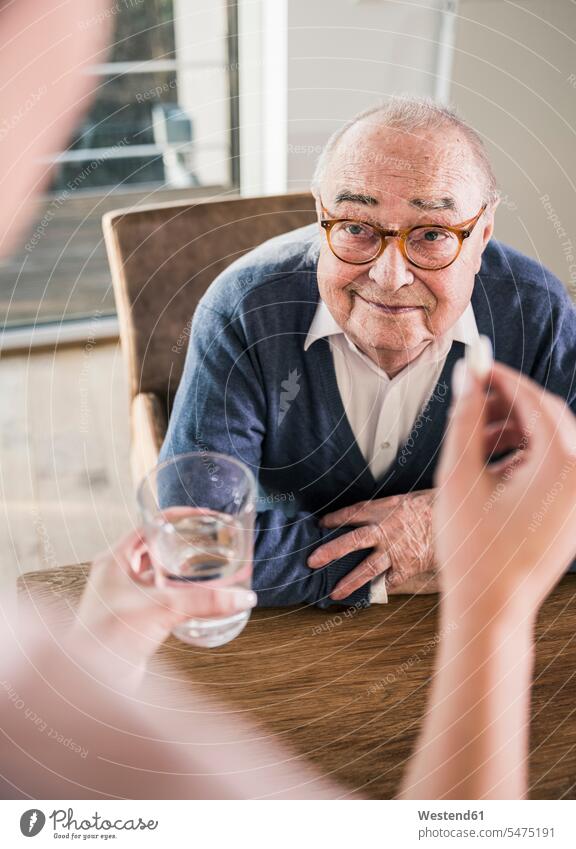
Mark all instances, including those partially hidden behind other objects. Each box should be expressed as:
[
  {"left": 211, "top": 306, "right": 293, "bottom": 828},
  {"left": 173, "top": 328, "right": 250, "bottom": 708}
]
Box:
[{"left": 307, "top": 490, "right": 436, "bottom": 600}]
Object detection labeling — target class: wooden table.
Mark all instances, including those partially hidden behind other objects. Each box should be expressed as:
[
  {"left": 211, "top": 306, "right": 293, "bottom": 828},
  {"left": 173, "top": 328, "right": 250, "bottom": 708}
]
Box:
[{"left": 18, "top": 567, "right": 576, "bottom": 799}]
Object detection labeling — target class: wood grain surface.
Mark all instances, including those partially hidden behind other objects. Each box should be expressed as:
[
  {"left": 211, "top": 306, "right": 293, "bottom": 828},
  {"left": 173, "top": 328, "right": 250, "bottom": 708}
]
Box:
[{"left": 17, "top": 566, "right": 576, "bottom": 799}]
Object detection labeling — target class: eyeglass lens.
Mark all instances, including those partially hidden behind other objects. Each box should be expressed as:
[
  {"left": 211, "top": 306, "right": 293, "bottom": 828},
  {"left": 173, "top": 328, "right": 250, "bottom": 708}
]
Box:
[{"left": 329, "top": 220, "right": 460, "bottom": 268}]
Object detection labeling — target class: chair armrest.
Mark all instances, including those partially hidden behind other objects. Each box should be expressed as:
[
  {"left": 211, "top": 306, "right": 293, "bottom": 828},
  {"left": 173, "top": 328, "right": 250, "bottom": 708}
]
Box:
[{"left": 130, "top": 392, "right": 169, "bottom": 484}]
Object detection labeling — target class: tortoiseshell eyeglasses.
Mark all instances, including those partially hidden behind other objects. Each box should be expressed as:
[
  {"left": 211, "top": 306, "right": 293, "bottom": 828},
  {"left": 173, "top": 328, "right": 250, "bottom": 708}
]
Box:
[{"left": 320, "top": 201, "right": 487, "bottom": 270}]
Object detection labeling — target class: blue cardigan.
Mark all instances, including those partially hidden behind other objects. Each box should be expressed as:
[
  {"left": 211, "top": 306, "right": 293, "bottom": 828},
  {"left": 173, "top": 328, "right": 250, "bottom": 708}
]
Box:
[{"left": 160, "top": 225, "right": 576, "bottom": 608}]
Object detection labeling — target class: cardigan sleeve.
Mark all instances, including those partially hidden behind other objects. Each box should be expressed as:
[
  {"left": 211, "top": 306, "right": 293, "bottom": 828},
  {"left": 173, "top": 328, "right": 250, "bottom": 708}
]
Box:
[
  {"left": 528, "top": 274, "right": 576, "bottom": 408},
  {"left": 529, "top": 280, "right": 576, "bottom": 572},
  {"left": 160, "top": 302, "right": 372, "bottom": 609}
]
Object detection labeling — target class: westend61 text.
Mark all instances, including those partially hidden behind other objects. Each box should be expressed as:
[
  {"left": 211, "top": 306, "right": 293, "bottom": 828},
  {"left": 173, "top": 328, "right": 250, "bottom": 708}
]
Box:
[{"left": 418, "top": 809, "right": 484, "bottom": 820}]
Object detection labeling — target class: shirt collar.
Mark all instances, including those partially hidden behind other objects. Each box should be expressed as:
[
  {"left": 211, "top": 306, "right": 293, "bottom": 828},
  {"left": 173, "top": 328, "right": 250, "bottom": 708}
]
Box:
[{"left": 304, "top": 299, "right": 479, "bottom": 352}]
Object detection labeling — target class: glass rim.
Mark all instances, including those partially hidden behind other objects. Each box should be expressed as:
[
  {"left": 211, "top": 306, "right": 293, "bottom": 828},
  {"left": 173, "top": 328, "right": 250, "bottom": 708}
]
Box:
[{"left": 136, "top": 450, "right": 258, "bottom": 518}]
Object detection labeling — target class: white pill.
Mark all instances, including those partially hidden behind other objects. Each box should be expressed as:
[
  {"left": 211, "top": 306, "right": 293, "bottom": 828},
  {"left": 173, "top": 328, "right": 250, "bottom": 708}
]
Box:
[{"left": 466, "top": 334, "right": 493, "bottom": 379}]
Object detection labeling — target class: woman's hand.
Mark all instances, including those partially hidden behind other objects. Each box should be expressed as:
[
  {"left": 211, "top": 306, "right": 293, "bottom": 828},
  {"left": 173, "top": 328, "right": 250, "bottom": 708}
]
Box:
[
  {"left": 402, "top": 358, "right": 576, "bottom": 800},
  {"left": 69, "top": 528, "right": 257, "bottom": 682},
  {"left": 435, "top": 359, "right": 576, "bottom": 622}
]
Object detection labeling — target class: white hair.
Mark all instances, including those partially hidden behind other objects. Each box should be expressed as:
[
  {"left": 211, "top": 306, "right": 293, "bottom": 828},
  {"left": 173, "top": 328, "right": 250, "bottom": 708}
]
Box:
[{"left": 311, "top": 95, "right": 499, "bottom": 205}]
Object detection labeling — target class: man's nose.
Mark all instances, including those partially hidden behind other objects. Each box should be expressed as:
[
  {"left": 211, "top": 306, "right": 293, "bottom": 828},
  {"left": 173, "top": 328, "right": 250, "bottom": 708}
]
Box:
[{"left": 368, "top": 239, "right": 414, "bottom": 290}]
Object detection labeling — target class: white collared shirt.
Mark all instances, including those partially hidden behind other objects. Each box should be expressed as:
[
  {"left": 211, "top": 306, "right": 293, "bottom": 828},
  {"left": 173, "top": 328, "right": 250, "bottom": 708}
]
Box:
[
  {"left": 304, "top": 300, "right": 479, "bottom": 479},
  {"left": 304, "top": 301, "right": 479, "bottom": 604}
]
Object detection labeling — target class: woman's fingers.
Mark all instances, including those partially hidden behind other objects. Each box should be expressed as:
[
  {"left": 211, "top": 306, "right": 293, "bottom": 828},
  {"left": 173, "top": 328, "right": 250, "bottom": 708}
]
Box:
[
  {"left": 129, "top": 541, "right": 155, "bottom": 583},
  {"left": 486, "top": 448, "right": 526, "bottom": 477},
  {"left": 92, "top": 527, "right": 257, "bottom": 620},
  {"left": 438, "top": 359, "right": 573, "bottom": 491},
  {"left": 483, "top": 420, "right": 527, "bottom": 459},
  {"left": 101, "top": 528, "right": 157, "bottom": 585},
  {"left": 96, "top": 527, "right": 147, "bottom": 574},
  {"left": 436, "top": 360, "right": 488, "bottom": 486},
  {"left": 486, "top": 362, "right": 561, "bottom": 457},
  {"left": 160, "top": 583, "right": 257, "bottom": 618}
]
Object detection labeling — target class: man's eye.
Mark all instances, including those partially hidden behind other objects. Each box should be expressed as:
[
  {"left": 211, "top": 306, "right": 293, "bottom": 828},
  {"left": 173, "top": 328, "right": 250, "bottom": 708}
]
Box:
[
  {"left": 344, "top": 223, "right": 369, "bottom": 237},
  {"left": 422, "top": 229, "right": 446, "bottom": 242}
]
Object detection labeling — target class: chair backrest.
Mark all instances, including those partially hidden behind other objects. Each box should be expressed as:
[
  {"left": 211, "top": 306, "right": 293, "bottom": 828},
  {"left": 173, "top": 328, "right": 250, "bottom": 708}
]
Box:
[{"left": 103, "top": 192, "right": 317, "bottom": 402}]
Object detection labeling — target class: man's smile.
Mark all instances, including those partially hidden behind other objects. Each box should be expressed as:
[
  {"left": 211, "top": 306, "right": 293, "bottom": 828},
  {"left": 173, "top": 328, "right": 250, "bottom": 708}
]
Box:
[{"left": 356, "top": 292, "right": 423, "bottom": 314}]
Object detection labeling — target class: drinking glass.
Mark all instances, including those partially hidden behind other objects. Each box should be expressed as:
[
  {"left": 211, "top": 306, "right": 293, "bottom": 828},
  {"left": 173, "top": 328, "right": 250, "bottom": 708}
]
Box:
[{"left": 137, "top": 452, "right": 257, "bottom": 648}]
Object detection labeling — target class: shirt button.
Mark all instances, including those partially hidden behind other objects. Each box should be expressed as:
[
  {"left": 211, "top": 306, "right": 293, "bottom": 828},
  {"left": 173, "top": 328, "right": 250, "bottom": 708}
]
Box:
[{"left": 381, "top": 441, "right": 391, "bottom": 449}]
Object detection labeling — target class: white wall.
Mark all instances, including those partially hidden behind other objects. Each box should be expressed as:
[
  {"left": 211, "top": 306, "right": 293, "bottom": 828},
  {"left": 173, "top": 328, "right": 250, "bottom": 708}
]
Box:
[
  {"left": 285, "top": 0, "right": 447, "bottom": 190},
  {"left": 239, "top": 0, "right": 449, "bottom": 194},
  {"left": 442, "top": 0, "right": 576, "bottom": 292}
]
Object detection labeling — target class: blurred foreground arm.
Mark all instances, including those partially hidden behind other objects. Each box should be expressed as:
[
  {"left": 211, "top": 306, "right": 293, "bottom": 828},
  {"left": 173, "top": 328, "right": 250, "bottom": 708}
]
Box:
[{"left": 401, "top": 360, "right": 576, "bottom": 799}]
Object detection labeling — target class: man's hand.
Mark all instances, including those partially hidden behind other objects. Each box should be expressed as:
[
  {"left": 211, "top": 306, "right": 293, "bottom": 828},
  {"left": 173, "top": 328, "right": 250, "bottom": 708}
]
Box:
[{"left": 307, "top": 491, "right": 436, "bottom": 600}]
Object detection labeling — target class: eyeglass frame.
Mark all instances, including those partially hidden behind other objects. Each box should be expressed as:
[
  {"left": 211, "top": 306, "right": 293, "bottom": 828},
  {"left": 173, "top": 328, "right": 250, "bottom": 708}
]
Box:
[{"left": 319, "top": 199, "right": 487, "bottom": 270}]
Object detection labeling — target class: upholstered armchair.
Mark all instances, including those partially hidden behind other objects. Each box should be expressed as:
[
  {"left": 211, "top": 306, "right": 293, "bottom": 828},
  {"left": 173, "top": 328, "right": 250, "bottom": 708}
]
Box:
[{"left": 103, "top": 193, "right": 317, "bottom": 483}]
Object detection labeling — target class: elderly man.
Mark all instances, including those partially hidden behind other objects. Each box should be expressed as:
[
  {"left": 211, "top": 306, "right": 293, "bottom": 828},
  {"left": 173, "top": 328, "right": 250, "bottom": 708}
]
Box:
[{"left": 160, "top": 97, "right": 576, "bottom": 609}]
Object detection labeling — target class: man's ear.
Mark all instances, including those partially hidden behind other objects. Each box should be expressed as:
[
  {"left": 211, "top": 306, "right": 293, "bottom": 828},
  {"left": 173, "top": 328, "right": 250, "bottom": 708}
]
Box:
[
  {"left": 480, "top": 200, "right": 499, "bottom": 251},
  {"left": 472, "top": 202, "right": 498, "bottom": 274},
  {"left": 311, "top": 188, "right": 323, "bottom": 224}
]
